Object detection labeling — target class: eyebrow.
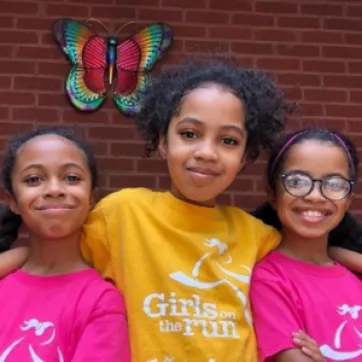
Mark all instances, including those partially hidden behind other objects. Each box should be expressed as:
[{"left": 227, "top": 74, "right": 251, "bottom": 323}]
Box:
[
  {"left": 21, "top": 163, "right": 85, "bottom": 173},
  {"left": 177, "top": 117, "right": 245, "bottom": 136},
  {"left": 285, "top": 169, "right": 349, "bottom": 179}
]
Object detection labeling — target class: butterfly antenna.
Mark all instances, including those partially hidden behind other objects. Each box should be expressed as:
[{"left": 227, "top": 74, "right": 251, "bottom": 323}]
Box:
[
  {"left": 115, "top": 21, "right": 139, "bottom": 35},
  {"left": 86, "top": 18, "right": 110, "bottom": 35}
]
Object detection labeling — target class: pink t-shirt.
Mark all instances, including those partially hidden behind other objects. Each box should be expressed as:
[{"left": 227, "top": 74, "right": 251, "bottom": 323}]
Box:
[
  {"left": 250, "top": 251, "right": 362, "bottom": 362},
  {"left": 0, "top": 268, "right": 130, "bottom": 361}
]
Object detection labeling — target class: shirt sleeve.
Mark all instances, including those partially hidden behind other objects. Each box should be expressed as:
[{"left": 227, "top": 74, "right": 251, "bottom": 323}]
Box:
[
  {"left": 256, "top": 226, "right": 281, "bottom": 261},
  {"left": 250, "top": 268, "right": 303, "bottom": 361},
  {"left": 80, "top": 196, "right": 115, "bottom": 281},
  {"left": 72, "top": 288, "right": 130, "bottom": 362}
]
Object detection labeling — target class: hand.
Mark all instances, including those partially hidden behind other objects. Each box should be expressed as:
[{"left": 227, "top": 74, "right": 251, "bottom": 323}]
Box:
[{"left": 292, "top": 330, "right": 326, "bottom": 361}]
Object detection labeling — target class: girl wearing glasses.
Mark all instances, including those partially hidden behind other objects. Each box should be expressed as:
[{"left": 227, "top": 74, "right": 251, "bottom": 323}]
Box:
[{"left": 251, "top": 128, "right": 362, "bottom": 362}]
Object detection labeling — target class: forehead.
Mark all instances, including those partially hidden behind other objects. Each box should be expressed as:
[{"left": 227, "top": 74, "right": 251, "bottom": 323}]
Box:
[
  {"left": 177, "top": 85, "right": 246, "bottom": 128},
  {"left": 282, "top": 140, "right": 349, "bottom": 176},
  {"left": 15, "top": 134, "right": 86, "bottom": 167}
]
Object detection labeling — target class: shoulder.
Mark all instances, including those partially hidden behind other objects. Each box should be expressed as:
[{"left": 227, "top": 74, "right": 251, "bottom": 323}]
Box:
[{"left": 252, "top": 252, "right": 283, "bottom": 281}]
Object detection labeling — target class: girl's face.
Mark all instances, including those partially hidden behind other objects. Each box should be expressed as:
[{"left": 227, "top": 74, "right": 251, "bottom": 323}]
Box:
[
  {"left": 274, "top": 140, "right": 353, "bottom": 242},
  {"left": 8, "top": 134, "right": 95, "bottom": 241},
  {"left": 158, "top": 84, "right": 247, "bottom": 206}
]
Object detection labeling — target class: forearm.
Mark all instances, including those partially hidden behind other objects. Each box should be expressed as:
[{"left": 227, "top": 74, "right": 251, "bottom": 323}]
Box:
[{"left": 329, "top": 247, "right": 362, "bottom": 273}]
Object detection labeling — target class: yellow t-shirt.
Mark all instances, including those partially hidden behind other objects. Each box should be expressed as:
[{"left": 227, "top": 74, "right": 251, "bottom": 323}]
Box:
[{"left": 81, "top": 188, "right": 280, "bottom": 362}]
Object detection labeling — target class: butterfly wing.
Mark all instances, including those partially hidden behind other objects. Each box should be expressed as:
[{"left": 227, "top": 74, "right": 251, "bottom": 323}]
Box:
[
  {"left": 53, "top": 18, "right": 107, "bottom": 111},
  {"left": 113, "top": 22, "right": 173, "bottom": 116}
]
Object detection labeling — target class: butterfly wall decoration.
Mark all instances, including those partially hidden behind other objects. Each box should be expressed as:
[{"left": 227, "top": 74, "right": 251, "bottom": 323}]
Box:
[{"left": 52, "top": 18, "right": 173, "bottom": 116}]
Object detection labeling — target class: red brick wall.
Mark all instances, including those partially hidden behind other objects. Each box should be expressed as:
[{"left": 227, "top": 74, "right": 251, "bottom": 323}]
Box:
[{"left": 1, "top": 0, "right": 362, "bottom": 215}]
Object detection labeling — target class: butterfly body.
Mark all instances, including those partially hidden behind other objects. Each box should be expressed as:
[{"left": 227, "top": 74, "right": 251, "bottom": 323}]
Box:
[{"left": 53, "top": 18, "right": 173, "bottom": 116}]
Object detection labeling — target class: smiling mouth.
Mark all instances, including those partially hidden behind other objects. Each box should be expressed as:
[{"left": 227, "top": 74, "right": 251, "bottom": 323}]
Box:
[
  {"left": 187, "top": 167, "right": 219, "bottom": 176},
  {"left": 36, "top": 205, "right": 75, "bottom": 211}
]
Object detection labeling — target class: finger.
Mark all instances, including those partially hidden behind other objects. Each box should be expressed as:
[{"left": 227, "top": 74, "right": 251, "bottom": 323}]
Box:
[{"left": 301, "top": 347, "right": 324, "bottom": 361}]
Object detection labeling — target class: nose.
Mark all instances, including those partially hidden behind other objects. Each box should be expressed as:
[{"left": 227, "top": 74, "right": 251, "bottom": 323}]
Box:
[
  {"left": 304, "top": 181, "right": 325, "bottom": 202},
  {"left": 194, "top": 140, "right": 218, "bottom": 162},
  {"left": 44, "top": 178, "right": 66, "bottom": 198}
]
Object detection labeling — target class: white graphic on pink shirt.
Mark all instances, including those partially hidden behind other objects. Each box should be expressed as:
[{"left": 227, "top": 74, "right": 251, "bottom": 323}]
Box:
[
  {"left": 320, "top": 304, "right": 362, "bottom": 361},
  {"left": 0, "top": 319, "right": 64, "bottom": 362}
]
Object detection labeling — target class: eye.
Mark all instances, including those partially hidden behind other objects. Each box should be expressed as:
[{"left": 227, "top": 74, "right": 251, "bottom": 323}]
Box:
[
  {"left": 24, "top": 175, "right": 42, "bottom": 185},
  {"left": 179, "top": 130, "right": 198, "bottom": 139},
  {"left": 65, "top": 174, "right": 81, "bottom": 183},
  {"left": 325, "top": 178, "right": 347, "bottom": 190},
  {"left": 222, "top": 137, "right": 238, "bottom": 146},
  {"left": 285, "top": 175, "right": 310, "bottom": 188}
]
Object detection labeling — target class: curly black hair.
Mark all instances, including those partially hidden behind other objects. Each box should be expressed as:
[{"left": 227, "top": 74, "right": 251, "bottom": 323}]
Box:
[
  {"left": 136, "top": 58, "right": 296, "bottom": 161},
  {"left": 252, "top": 128, "right": 362, "bottom": 254}
]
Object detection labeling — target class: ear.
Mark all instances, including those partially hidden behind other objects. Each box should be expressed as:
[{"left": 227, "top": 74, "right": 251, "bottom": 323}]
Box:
[
  {"left": 89, "top": 188, "right": 99, "bottom": 210},
  {"left": 5, "top": 191, "right": 19, "bottom": 215},
  {"left": 158, "top": 135, "right": 168, "bottom": 160}
]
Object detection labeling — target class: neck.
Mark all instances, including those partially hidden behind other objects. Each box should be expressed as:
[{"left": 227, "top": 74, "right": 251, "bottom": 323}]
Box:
[
  {"left": 22, "top": 231, "right": 89, "bottom": 276},
  {"left": 278, "top": 230, "right": 334, "bottom": 266}
]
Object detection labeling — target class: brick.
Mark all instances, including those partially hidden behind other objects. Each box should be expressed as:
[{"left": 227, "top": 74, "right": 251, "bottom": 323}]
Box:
[
  {"left": 256, "top": 58, "right": 300, "bottom": 71},
  {"left": 232, "top": 13, "right": 274, "bottom": 27},
  {"left": 303, "top": 60, "right": 346, "bottom": 73},
  {"left": 345, "top": 34, "right": 362, "bottom": 45},
  {"left": 208, "top": 27, "right": 252, "bottom": 40},
  {"left": 210, "top": 0, "right": 252, "bottom": 11},
  {"left": 234, "top": 194, "right": 266, "bottom": 210},
  {"left": 231, "top": 42, "right": 273, "bottom": 55},
  {"left": 12, "top": 107, "right": 60, "bottom": 122},
  {"left": 299, "top": 103, "right": 324, "bottom": 117},
  {"left": 346, "top": 6, "right": 362, "bottom": 17},
  {"left": 186, "top": 10, "right": 229, "bottom": 24},
  {"left": 254, "top": 29, "right": 297, "bottom": 42},
  {"left": 326, "top": 105, "right": 362, "bottom": 118},
  {"left": 277, "top": 73, "right": 321, "bottom": 87},
  {"left": 109, "top": 174, "right": 157, "bottom": 189},
  {"left": 37, "top": 62, "right": 69, "bottom": 76},
  {"left": 87, "top": 141, "right": 108, "bottom": 156},
  {"left": 110, "top": 142, "right": 145, "bottom": 158},
  {"left": 323, "top": 46, "right": 362, "bottom": 59},
  {"left": 348, "top": 62, "right": 362, "bottom": 74},
  {"left": 304, "top": 89, "right": 347, "bottom": 103},
  {"left": 277, "top": 16, "right": 321, "bottom": 29},
  {"left": 281, "top": 86, "right": 302, "bottom": 101},
  {"left": 98, "top": 157, "right": 135, "bottom": 172},
  {"left": 301, "top": 30, "right": 343, "bottom": 44},
  {"left": 0, "top": 91, "right": 35, "bottom": 105},
  {"left": 256, "top": 1, "right": 298, "bottom": 14},
  {"left": 14, "top": 76, "right": 62, "bottom": 91},
  {"left": 0, "top": 2, "right": 39, "bottom": 15},
  {"left": 162, "top": 0, "right": 207, "bottom": 9},
  {"left": 0, "top": 60, "right": 36, "bottom": 75},
  {"left": 275, "top": 44, "right": 320, "bottom": 57},
  {"left": 230, "top": 177, "right": 255, "bottom": 191},
  {"left": 38, "top": 93, "right": 69, "bottom": 107},
  {"left": 324, "top": 18, "right": 362, "bottom": 32},
  {"left": 324, "top": 75, "right": 362, "bottom": 88},
  {"left": 88, "top": 126, "right": 135, "bottom": 140},
  {"left": 137, "top": 159, "right": 168, "bottom": 173},
  {"left": 185, "top": 40, "right": 229, "bottom": 53},
  {"left": 0, "top": 107, "right": 9, "bottom": 120},
  {"left": 0, "top": 30, "right": 38, "bottom": 44},
  {"left": 17, "top": 46, "right": 62, "bottom": 60},
  {"left": 90, "top": 6, "right": 136, "bottom": 19},
  {"left": 16, "top": 18, "right": 52, "bottom": 31},
  {"left": 350, "top": 91, "right": 362, "bottom": 103},
  {"left": 138, "top": 8, "right": 183, "bottom": 22},
  {"left": 172, "top": 25, "right": 206, "bottom": 38},
  {"left": 0, "top": 122, "right": 34, "bottom": 135},
  {"left": 0, "top": 46, "right": 13, "bottom": 57},
  {"left": 301, "top": 4, "right": 342, "bottom": 16},
  {"left": 62, "top": 109, "right": 111, "bottom": 124},
  {"left": 0, "top": 17, "right": 14, "bottom": 29},
  {"left": 0, "top": 76, "right": 11, "bottom": 88},
  {"left": 302, "top": 118, "right": 347, "bottom": 131},
  {"left": 45, "top": 4, "right": 89, "bottom": 17}
]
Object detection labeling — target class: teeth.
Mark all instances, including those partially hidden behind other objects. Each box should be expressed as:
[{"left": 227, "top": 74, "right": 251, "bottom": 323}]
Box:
[{"left": 300, "top": 210, "right": 325, "bottom": 217}]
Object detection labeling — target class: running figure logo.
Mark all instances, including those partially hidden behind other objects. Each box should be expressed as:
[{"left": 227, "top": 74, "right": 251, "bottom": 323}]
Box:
[{"left": 169, "top": 238, "right": 252, "bottom": 324}]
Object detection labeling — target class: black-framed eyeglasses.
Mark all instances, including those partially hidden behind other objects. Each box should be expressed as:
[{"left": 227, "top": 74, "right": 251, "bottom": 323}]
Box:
[{"left": 280, "top": 171, "right": 354, "bottom": 201}]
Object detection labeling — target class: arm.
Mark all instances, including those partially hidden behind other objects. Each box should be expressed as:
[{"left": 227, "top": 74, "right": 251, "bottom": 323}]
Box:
[
  {"left": 72, "top": 288, "right": 130, "bottom": 362},
  {"left": 329, "top": 247, "right": 362, "bottom": 273},
  {"left": 250, "top": 269, "right": 310, "bottom": 361},
  {"left": 0, "top": 246, "right": 29, "bottom": 277},
  {"left": 256, "top": 226, "right": 281, "bottom": 261}
]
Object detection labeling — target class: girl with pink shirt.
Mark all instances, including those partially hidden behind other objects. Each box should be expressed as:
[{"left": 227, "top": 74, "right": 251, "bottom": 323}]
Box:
[
  {"left": 251, "top": 128, "right": 362, "bottom": 362},
  {"left": 0, "top": 127, "right": 130, "bottom": 361}
]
